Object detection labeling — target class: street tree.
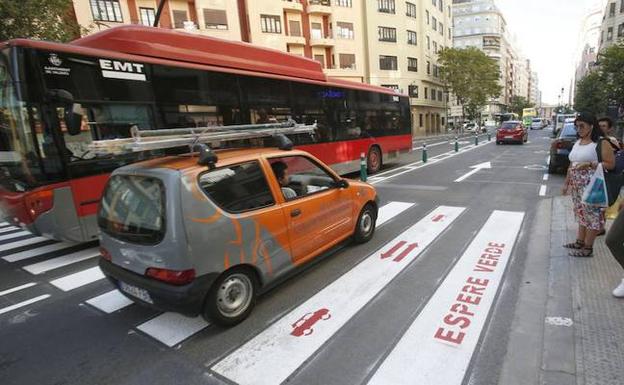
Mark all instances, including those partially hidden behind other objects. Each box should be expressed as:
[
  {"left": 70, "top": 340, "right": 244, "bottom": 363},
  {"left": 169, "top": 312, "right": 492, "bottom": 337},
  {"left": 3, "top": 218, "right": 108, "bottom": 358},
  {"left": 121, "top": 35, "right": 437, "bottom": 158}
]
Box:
[
  {"left": 0, "top": 0, "right": 80, "bottom": 42},
  {"left": 508, "top": 96, "right": 534, "bottom": 116},
  {"left": 438, "top": 47, "right": 502, "bottom": 125},
  {"left": 597, "top": 42, "right": 624, "bottom": 109},
  {"left": 574, "top": 71, "right": 607, "bottom": 116}
]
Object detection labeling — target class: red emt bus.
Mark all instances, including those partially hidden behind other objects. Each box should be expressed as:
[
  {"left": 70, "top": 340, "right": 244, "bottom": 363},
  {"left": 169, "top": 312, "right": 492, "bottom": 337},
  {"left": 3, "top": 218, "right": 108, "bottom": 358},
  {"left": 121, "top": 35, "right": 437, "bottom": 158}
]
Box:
[{"left": 0, "top": 26, "right": 412, "bottom": 243}]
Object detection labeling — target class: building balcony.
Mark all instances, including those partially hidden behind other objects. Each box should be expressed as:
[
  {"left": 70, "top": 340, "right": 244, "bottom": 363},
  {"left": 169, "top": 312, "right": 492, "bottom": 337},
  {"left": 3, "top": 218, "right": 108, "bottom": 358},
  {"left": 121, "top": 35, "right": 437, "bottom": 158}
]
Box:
[
  {"left": 308, "top": 0, "right": 332, "bottom": 14},
  {"left": 310, "top": 35, "right": 335, "bottom": 46},
  {"left": 282, "top": 0, "right": 303, "bottom": 12},
  {"left": 285, "top": 35, "right": 306, "bottom": 45}
]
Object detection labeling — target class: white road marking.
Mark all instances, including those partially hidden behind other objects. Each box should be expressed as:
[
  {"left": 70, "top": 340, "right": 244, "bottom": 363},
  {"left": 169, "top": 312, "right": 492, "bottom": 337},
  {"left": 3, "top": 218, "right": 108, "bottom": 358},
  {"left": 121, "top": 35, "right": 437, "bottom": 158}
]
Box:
[
  {"left": 0, "top": 294, "right": 50, "bottom": 315},
  {"left": 543, "top": 174, "right": 549, "bottom": 181},
  {"left": 454, "top": 162, "right": 492, "bottom": 183},
  {"left": 539, "top": 185, "right": 547, "bottom": 196},
  {"left": 86, "top": 290, "right": 133, "bottom": 313},
  {"left": 212, "top": 206, "right": 466, "bottom": 385},
  {"left": 376, "top": 202, "right": 416, "bottom": 227},
  {"left": 0, "top": 237, "right": 49, "bottom": 253},
  {"left": 2, "top": 242, "right": 77, "bottom": 263},
  {"left": 546, "top": 156, "right": 551, "bottom": 165},
  {"left": 23, "top": 248, "right": 99, "bottom": 275},
  {"left": 0, "top": 226, "right": 20, "bottom": 234},
  {"left": 0, "top": 282, "right": 36, "bottom": 297},
  {"left": 136, "top": 313, "right": 209, "bottom": 347},
  {"left": 0, "top": 222, "right": 8, "bottom": 227},
  {"left": 0, "top": 230, "right": 31, "bottom": 242},
  {"left": 368, "top": 210, "right": 524, "bottom": 385},
  {"left": 49, "top": 266, "right": 105, "bottom": 292}
]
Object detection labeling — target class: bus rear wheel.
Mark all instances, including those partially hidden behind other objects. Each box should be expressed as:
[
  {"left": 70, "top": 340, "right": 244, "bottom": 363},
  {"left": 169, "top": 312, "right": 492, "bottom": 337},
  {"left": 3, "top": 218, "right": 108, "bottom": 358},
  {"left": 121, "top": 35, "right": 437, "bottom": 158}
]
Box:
[{"left": 367, "top": 146, "right": 382, "bottom": 174}]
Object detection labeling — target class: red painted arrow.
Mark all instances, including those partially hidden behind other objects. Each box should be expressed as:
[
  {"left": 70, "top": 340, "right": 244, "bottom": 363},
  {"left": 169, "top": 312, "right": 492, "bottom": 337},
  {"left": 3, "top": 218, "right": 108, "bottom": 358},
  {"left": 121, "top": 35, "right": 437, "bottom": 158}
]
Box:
[
  {"left": 393, "top": 243, "right": 419, "bottom": 262},
  {"left": 381, "top": 241, "right": 407, "bottom": 259},
  {"left": 432, "top": 215, "right": 445, "bottom": 222}
]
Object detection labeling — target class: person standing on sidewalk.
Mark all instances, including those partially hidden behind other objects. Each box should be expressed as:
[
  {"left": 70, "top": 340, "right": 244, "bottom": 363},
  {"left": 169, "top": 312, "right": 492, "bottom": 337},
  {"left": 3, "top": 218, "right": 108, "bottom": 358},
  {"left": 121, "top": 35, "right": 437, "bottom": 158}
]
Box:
[
  {"left": 596, "top": 117, "right": 622, "bottom": 236},
  {"left": 562, "top": 113, "right": 615, "bottom": 257},
  {"left": 606, "top": 200, "right": 624, "bottom": 297}
]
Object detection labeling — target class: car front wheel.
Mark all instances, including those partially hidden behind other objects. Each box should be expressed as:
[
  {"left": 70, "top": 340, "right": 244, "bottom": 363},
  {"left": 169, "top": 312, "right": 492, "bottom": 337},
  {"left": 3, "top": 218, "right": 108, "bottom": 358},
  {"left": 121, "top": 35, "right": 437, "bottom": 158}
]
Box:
[
  {"left": 353, "top": 203, "right": 377, "bottom": 244},
  {"left": 203, "top": 267, "right": 258, "bottom": 326}
]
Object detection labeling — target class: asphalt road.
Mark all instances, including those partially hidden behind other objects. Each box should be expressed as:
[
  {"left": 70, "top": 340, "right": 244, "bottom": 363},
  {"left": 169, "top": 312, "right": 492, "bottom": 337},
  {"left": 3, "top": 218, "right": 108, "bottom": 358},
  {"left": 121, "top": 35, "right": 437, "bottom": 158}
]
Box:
[{"left": 0, "top": 127, "right": 563, "bottom": 385}]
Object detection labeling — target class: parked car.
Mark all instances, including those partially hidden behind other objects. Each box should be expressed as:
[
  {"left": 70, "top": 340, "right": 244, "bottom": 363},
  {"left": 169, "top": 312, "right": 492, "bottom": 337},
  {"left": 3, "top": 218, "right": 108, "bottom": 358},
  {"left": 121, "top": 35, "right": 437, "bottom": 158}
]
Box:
[
  {"left": 548, "top": 121, "right": 578, "bottom": 174},
  {"left": 496, "top": 120, "right": 528, "bottom": 144},
  {"left": 530, "top": 118, "right": 545, "bottom": 130},
  {"left": 97, "top": 145, "right": 378, "bottom": 326}
]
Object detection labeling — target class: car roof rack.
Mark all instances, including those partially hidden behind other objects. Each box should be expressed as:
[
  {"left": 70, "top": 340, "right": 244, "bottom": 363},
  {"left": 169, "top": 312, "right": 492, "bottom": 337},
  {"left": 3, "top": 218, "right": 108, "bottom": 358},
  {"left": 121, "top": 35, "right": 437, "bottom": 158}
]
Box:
[{"left": 89, "top": 119, "right": 316, "bottom": 155}]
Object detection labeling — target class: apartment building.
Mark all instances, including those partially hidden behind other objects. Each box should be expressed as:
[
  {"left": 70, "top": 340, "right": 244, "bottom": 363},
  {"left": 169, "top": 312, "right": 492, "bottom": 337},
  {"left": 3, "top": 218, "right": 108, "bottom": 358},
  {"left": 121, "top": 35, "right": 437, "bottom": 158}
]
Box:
[
  {"left": 72, "top": 0, "right": 450, "bottom": 135},
  {"left": 598, "top": 0, "right": 624, "bottom": 51}
]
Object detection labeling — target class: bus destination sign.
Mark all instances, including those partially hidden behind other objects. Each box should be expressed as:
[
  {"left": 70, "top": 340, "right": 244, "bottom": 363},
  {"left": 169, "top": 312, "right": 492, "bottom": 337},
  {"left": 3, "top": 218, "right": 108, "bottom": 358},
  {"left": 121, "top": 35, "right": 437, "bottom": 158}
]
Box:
[{"left": 98, "top": 59, "right": 147, "bottom": 82}]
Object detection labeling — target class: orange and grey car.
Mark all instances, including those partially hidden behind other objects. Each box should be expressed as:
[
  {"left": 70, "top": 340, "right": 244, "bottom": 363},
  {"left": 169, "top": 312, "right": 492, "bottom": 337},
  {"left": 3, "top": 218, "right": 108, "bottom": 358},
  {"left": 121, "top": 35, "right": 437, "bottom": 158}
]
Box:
[{"left": 97, "top": 147, "right": 378, "bottom": 325}]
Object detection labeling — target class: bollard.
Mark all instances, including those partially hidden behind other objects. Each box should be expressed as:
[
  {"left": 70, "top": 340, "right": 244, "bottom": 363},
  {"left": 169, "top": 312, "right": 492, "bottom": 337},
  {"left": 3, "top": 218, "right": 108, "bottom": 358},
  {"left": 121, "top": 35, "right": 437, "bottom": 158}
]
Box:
[
  {"left": 475, "top": 133, "right": 479, "bottom": 146},
  {"left": 360, "top": 152, "right": 367, "bottom": 182},
  {"left": 487, "top": 131, "right": 491, "bottom": 141},
  {"left": 422, "top": 143, "right": 428, "bottom": 163},
  {"left": 454, "top": 136, "right": 459, "bottom": 152}
]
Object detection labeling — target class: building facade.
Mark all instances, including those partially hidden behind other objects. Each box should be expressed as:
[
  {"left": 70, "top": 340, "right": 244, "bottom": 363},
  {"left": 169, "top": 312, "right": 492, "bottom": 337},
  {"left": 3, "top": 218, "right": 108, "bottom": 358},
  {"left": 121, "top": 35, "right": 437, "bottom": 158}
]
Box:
[
  {"left": 572, "top": 1, "right": 606, "bottom": 100},
  {"left": 598, "top": 0, "right": 624, "bottom": 51},
  {"left": 71, "top": 0, "right": 451, "bottom": 136}
]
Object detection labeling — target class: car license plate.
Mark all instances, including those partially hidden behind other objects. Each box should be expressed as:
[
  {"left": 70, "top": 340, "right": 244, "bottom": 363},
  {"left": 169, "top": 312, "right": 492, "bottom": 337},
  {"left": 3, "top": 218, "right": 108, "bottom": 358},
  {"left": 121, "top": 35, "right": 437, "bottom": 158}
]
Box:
[
  {"left": 119, "top": 281, "right": 153, "bottom": 304},
  {"left": 505, "top": 136, "right": 514, "bottom": 139}
]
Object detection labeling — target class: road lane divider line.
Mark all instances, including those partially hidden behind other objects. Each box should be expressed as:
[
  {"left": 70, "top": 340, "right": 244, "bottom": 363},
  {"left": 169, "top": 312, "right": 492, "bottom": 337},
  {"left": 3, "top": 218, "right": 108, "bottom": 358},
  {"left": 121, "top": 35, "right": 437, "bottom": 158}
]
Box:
[
  {"left": 0, "top": 230, "right": 32, "bottom": 242},
  {"left": 50, "top": 266, "right": 105, "bottom": 292},
  {"left": 539, "top": 185, "right": 547, "bottom": 196},
  {"left": 0, "top": 294, "right": 51, "bottom": 315},
  {"left": 86, "top": 290, "right": 134, "bottom": 314},
  {"left": 0, "top": 282, "right": 37, "bottom": 297},
  {"left": 543, "top": 173, "right": 549, "bottom": 181},
  {"left": 0, "top": 237, "right": 49, "bottom": 253},
  {"left": 211, "top": 206, "right": 466, "bottom": 385},
  {"left": 23, "top": 248, "right": 100, "bottom": 275},
  {"left": 2, "top": 242, "right": 77, "bottom": 263},
  {"left": 376, "top": 202, "right": 416, "bottom": 227},
  {"left": 136, "top": 313, "right": 210, "bottom": 348},
  {"left": 367, "top": 210, "right": 525, "bottom": 385}
]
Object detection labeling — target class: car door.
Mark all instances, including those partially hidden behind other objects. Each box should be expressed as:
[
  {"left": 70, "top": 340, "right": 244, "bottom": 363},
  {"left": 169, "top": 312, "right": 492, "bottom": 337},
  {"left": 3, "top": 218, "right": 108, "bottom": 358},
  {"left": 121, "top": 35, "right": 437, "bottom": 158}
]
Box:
[{"left": 267, "top": 155, "right": 354, "bottom": 264}]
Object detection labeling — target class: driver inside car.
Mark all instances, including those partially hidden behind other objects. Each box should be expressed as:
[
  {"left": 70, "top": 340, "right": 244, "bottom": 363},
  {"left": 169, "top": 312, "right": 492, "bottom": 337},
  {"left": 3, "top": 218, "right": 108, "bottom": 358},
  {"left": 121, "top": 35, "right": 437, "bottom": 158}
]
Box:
[{"left": 270, "top": 161, "right": 297, "bottom": 200}]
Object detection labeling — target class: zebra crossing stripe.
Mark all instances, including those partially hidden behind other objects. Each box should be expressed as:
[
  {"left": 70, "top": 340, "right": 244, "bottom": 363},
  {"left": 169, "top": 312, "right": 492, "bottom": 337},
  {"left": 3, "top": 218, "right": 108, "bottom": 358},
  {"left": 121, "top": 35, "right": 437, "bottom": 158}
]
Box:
[
  {"left": 50, "top": 266, "right": 105, "bottom": 292},
  {"left": 0, "top": 237, "right": 49, "bottom": 253},
  {"left": 376, "top": 202, "right": 415, "bottom": 227},
  {"left": 367, "top": 210, "right": 524, "bottom": 385},
  {"left": 0, "top": 230, "right": 32, "bottom": 242},
  {"left": 0, "top": 294, "right": 51, "bottom": 315},
  {"left": 23, "top": 248, "right": 100, "bottom": 275},
  {"left": 211, "top": 206, "right": 466, "bottom": 385},
  {"left": 0, "top": 282, "right": 37, "bottom": 297},
  {"left": 136, "top": 313, "right": 209, "bottom": 347},
  {"left": 0, "top": 222, "right": 9, "bottom": 227},
  {"left": 86, "top": 290, "right": 134, "bottom": 313},
  {"left": 2, "top": 242, "right": 77, "bottom": 263},
  {"left": 0, "top": 226, "right": 20, "bottom": 234}
]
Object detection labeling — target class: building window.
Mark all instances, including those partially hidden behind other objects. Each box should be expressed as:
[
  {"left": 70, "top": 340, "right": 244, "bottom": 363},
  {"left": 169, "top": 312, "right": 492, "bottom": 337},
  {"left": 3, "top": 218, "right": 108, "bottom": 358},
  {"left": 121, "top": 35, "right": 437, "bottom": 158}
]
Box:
[
  {"left": 336, "top": 22, "right": 354, "bottom": 39},
  {"left": 438, "top": 90, "right": 443, "bottom": 101},
  {"left": 378, "top": 26, "right": 397, "bottom": 42},
  {"left": 419, "top": 113, "right": 424, "bottom": 127},
  {"left": 335, "top": 0, "right": 352, "bottom": 7},
  {"left": 339, "top": 53, "right": 356, "bottom": 69},
  {"left": 378, "top": 0, "right": 396, "bottom": 13},
  {"left": 610, "top": 2, "right": 616, "bottom": 16},
  {"left": 311, "top": 22, "right": 323, "bottom": 38},
  {"left": 172, "top": 10, "right": 188, "bottom": 28},
  {"left": 204, "top": 9, "right": 227, "bottom": 30},
  {"left": 426, "top": 35, "right": 430, "bottom": 49},
  {"left": 406, "top": 2, "right": 417, "bottom": 18},
  {"left": 408, "top": 57, "right": 418, "bottom": 71},
  {"left": 407, "top": 30, "right": 417, "bottom": 45},
  {"left": 382, "top": 84, "right": 400, "bottom": 91},
  {"left": 439, "top": 0, "right": 444, "bottom": 12},
  {"left": 289, "top": 20, "right": 302, "bottom": 36},
  {"left": 432, "top": 88, "right": 437, "bottom": 100},
  {"left": 433, "top": 41, "right": 438, "bottom": 53},
  {"left": 424, "top": 87, "right": 428, "bottom": 99},
  {"left": 449, "top": 27, "right": 452, "bottom": 37},
  {"left": 426, "top": 61, "right": 431, "bottom": 74},
  {"left": 139, "top": 7, "right": 155, "bottom": 26},
  {"left": 608, "top": 27, "right": 613, "bottom": 40},
  {"left": 314, "top": 54, "right": 325, "bottom": 68},
  {"left": 432, "top": 0, "right": 437, "bottom": 6},
  {"left": 426, "top": 10, "right": 429, "bottom": 24},
  {"left": 379, "top": 55, "right": 398, "bottom": 70},
  {"left": 621, "top": 0, "right": 624, "bottom": 13},
  {"left": 618, "top": 23, "right": 624, "bottom": 37},
  {"left": 432, "top": 16, "right": 437, "bottom": 31},
  {"left": 261, "top": 15, "right": 282, "bottom": 33},
  {"left": 408, "top": 85, "right": 419, "bottom": 97},
  {"left": 439, "top": 22, "right": 444, "bottom": 35},
  {"left": 90, "top": 0, "right": 123, "bottom": 22}
]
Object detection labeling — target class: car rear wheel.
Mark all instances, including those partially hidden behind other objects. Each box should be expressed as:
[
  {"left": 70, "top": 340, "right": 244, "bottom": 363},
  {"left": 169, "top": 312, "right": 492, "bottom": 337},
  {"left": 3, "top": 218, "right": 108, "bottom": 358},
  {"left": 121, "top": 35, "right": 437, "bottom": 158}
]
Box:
[
  {"left": 353, "top": 203, "right": 377, "bottom": 244},
  {"left": 367, "top": 146, "right": 382, "bottom": 174},
  {"left": 204, "top": 267, "right": 258, "bottom": 326}
]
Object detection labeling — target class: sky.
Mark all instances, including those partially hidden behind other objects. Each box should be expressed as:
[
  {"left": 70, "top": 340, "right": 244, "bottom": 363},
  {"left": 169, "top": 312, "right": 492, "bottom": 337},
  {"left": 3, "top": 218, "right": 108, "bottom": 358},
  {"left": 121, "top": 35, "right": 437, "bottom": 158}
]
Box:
[{"left": 495, "top": 0, "right": 606, "bottom": 105}]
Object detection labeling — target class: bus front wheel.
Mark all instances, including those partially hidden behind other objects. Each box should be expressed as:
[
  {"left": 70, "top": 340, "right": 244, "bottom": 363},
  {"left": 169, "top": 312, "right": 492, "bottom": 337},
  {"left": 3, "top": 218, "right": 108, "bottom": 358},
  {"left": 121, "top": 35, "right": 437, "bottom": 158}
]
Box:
[{"left": 367, "top": 146, "right": 382, "bottom": 174}]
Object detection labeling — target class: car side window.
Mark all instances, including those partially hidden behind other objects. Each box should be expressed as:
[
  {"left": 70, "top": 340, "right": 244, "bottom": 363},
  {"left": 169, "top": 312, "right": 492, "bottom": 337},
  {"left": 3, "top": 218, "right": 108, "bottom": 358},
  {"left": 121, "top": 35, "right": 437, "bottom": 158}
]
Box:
[
  {"left": 269, "top": 156, "right": 336, "bottom": 200},
  {"left": 198, "top": 161, "right": 275, "bottom": 213}
]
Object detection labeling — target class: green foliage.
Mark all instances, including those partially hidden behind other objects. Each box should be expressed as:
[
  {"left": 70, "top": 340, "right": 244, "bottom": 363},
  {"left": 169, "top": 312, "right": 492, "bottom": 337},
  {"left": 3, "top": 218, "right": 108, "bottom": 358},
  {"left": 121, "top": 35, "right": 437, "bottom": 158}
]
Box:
[
  {"left": 574, "top": 71, "right": 607, "bottom": 116},
  {"left": 598, "top": 42, "right": 624, "bottom": 106},
  {"left": 0, "top": 0, "right": 80, "bottom": 42},
  {"left": 508, "top": 96, "right": 534, "bottom": 116},
  {"left": 438, "top": 47, "right": 502, "bottom": 120}
]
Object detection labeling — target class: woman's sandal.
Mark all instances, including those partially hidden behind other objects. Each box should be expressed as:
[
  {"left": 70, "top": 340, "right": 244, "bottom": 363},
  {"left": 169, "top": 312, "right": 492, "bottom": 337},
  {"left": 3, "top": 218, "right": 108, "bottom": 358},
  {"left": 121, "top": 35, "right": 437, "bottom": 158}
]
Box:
[
  {"left": 569, "top": 246, "right": 593, "bottom": 258},
  {"left": 563, "top": 239, "right": 584, "bottom": 249}
]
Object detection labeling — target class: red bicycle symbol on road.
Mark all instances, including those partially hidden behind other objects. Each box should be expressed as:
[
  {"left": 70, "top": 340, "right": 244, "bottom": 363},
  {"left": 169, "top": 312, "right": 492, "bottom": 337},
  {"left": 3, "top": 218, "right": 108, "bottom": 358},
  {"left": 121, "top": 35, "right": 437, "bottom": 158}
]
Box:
[{"left": 290, "top": 308, "right": 331, "bottom": 337}]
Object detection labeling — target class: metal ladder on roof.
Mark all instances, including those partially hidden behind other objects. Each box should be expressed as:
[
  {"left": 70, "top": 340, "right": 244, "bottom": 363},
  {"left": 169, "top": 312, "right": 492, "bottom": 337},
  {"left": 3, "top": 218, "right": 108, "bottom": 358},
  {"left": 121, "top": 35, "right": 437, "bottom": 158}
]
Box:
[{"left": 89, "top": 119, "right": 317, "bottom": 155}]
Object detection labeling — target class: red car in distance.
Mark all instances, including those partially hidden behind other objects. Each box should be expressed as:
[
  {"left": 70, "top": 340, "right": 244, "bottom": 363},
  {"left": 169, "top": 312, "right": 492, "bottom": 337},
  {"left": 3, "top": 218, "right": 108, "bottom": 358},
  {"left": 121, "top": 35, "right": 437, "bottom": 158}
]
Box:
[{"left": 496, "top": 121, "right": 528, "bottom": 145}]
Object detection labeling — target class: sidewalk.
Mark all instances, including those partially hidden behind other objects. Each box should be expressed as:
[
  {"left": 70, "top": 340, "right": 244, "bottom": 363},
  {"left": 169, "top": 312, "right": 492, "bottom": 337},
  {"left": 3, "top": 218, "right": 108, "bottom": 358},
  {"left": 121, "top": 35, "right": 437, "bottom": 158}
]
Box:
[{"left": 500, "top": 197, "right": 624, "bottom": 385}]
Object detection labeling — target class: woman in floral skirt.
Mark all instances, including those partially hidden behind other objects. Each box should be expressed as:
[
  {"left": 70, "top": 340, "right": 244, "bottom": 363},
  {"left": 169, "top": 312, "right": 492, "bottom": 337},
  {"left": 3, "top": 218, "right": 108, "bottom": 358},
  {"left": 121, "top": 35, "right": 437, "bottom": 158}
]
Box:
[{"left": 562, "top": 113, "right": 615, "bottom": 257}]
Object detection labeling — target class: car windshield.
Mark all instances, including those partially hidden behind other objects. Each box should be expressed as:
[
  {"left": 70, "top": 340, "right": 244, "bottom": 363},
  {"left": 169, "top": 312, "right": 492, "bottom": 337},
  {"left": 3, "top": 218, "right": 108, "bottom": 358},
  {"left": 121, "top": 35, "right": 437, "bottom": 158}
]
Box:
[
  {"left": 532, "top": 119, "right": 541, "bottom": 122},
  {"left": 560, "top": 123, "right": 577, "bottom": 138},
  {"left": 500, "top": 122, "right": 519, "bottom": 130}
]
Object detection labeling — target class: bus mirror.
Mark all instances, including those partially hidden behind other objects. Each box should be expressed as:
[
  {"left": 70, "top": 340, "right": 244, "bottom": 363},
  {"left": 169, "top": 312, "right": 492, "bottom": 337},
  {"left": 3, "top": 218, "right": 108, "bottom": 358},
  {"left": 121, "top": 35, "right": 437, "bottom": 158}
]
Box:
[{"left": 65, "top": 104, "right": 83, "bottom": 136}]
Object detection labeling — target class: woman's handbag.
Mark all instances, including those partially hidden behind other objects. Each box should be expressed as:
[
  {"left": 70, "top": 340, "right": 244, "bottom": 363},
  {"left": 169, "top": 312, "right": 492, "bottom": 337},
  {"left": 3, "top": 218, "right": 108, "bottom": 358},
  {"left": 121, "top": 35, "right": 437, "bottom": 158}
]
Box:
[{"left": 582, "top": 163, "right": 609, "bottom": 207}]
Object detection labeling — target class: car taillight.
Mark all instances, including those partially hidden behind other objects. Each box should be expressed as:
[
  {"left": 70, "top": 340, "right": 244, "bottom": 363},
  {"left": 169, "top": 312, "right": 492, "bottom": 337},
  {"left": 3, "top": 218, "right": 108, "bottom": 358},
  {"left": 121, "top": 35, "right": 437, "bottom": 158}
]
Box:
[
  {"left": 100, "top": 247, "right": 112, "bottom": 261},
  {"left": 24, "top": 189, "right": 54, "bottom": 222},
  {"left": 555, "top": 141, "right": 566, "bottom": 149},
  {"left": 145, "top": 268, "right": 196, "bottom": 285}
]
